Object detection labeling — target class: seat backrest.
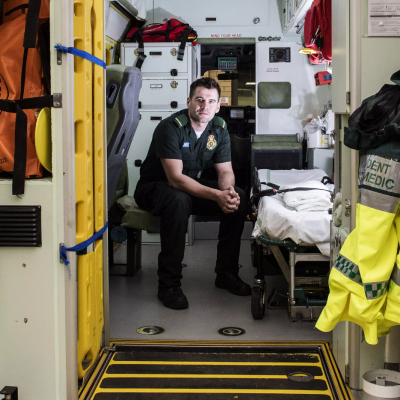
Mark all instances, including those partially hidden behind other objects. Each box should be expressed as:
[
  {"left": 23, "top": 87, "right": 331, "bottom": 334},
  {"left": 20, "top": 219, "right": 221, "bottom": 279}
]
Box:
[
  {"left": 106, "top": 64, "right": 142, "bottom": 210},
  {"left": 109, "top": 161, "right": 129, "bottom": 209}
]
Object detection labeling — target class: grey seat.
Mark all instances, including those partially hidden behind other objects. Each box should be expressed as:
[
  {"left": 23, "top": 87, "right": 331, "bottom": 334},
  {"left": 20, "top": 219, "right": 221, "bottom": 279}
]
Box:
[
  {"left": 110, "top": 195, "right": 160, "bottom": 276},
  {"left": 107, "top": 161, "right": 161, "bottom": 276},
  {"left": 117, "top": 195, "right": 160, "bottom": 234}
]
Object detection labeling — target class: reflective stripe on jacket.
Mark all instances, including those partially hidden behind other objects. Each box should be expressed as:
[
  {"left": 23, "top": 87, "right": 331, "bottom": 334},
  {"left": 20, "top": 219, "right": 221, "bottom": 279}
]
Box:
[{"left": 316, "top": 154, "right": 400, "bottom": 344}]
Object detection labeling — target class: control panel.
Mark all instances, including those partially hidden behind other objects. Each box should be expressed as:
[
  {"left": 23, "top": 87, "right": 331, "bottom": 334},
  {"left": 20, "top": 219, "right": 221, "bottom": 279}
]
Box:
[
  {"left": 217, "top": 57, "right": 238, "bottom": 71},
  {"left": 269, "top": 47, "right": 291, "bottom": 63}
]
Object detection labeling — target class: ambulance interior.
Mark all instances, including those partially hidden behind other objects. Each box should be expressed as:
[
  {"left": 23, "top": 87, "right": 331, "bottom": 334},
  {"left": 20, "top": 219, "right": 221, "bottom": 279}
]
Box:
[
  {"left": 110, "top": 10, "right": 333, "bottom": 340},
  {"left": 2, "top": 0, "right": 400, "bottom": 398}
]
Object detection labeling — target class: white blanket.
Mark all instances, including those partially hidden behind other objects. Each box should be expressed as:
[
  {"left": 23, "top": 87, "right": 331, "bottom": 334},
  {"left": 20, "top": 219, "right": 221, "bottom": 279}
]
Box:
[
  {"left": 281, "top": 180, "right": 332, "bottom": 212},
  {"left": 252, "top": 169, "right": 333, "bottom": 256},
  {"left": 295, "top": 201, "right": 331, "bottom": 212}
]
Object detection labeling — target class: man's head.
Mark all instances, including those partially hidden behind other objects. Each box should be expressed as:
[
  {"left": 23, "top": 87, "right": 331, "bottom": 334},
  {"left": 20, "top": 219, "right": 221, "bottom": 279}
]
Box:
[
  {"left": 188, "top": 77, "right": 221, "bottom": 100},
  {"left": 187, "top": 78, "right": 221, "bottom": 127}
]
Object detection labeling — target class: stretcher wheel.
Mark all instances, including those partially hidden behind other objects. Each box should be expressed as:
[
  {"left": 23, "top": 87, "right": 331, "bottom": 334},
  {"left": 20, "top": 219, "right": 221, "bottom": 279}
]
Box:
[{"left": 251, "top": 282, "right": 266, "bottom": 319}]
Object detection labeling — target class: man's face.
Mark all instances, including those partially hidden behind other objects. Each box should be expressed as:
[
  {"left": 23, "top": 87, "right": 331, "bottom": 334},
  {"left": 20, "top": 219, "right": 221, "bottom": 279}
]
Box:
[{"left": 187, "top": 86, "right": 220, "bottom": 125}]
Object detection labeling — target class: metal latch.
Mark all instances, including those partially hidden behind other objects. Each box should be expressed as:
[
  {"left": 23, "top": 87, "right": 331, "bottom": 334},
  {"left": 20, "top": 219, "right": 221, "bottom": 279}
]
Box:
[
  {"left": 170, "top": 48, "right": 177, "bottom": 57},
  {"left": 53, "top": 93, "right": 62, "bottom": 108},
  {"left": 334, "top": 233, "right": 342, "bottom": 250},
  {"left": 104, "top": 346, "right": 117, "bottom": 355},
  {"left": 56, "top": 44, "right": 63, "bottom": 65},
  {"left": 59, "top": 242, "right": 65, "bottom": 264},
  {"left": 170, "top": 80, "right": 178, "bottom": 89},
  {"left": 346, "top": 91, "right": 351, "bottom": 105},
  {"left": 345, "top": 200, "right": 351, "bottom": 217}
]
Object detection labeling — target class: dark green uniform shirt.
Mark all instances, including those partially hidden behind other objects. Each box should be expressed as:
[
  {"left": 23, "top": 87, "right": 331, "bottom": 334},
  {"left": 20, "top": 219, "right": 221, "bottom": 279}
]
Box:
[{"left": 139, "top": 109, "right": 231, "bottom": 183}]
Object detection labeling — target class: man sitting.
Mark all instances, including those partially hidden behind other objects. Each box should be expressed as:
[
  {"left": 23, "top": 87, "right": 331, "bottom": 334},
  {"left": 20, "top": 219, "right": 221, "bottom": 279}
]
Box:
[{"left": 134, "top": 77, "right": 251, "bottom": 310}]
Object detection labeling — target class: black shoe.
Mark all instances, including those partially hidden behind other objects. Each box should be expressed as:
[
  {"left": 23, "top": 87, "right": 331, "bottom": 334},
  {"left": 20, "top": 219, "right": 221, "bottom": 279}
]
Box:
[
  {"left": 215, "top": 273, "right": 252, "bottom": 296},
  {"left": 158, "top": 287, "right": 188, "bottom": 310}
]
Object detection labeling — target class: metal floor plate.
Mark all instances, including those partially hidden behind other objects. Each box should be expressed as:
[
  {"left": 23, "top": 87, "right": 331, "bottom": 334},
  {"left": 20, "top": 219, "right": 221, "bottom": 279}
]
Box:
[{"left": 79, "top": 341, "right": 353, "bottom": 400}]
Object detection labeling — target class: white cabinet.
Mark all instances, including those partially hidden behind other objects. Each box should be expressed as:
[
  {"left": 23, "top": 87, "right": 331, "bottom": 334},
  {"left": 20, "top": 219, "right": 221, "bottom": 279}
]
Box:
[
  {"left": 121, "top": 43, "right": 196, "bottom": 243},
  {"left": 120, "top": 42, "right": 196, "bottom": 192},
  {"left": 256, "top": 41, "right": 329, "bottom": 136},
  {"left": 126, "top": 111, "right": 173, "bottom": 196},
  {"left": 139, "top": 78, "right": 188, "bottom": 109},
  {"left": 121, "top": 42, "right": 196, "bottom": 77},
  {"left": 152, "top": 0, "right": 269, "bottom": 27}
]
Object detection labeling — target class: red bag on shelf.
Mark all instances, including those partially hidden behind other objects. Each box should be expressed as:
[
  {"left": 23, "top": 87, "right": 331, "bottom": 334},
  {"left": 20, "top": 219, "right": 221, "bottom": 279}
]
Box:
[{"left": 125, "top": 18, "right": 197, "bottom": 69}]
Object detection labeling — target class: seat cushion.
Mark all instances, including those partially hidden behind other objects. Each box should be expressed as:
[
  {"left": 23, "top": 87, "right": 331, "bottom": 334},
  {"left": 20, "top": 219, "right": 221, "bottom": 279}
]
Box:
[{"left": 117, "top": 195, "right": 160, "bottom": 233}]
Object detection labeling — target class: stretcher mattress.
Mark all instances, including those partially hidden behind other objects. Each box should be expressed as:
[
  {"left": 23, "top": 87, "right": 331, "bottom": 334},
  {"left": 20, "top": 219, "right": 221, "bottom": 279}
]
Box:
[{"left": 252, "top": 169, "right": 333, "bottom": 256}]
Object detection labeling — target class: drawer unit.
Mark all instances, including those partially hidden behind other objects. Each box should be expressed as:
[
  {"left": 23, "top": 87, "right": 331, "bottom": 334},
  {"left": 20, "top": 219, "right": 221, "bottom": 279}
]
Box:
[
  {"left": 127, "top": 111, "right": 173, "bottom": 195},
  {"left": 140, "top": 78, "right": 188, "bottom": 108},
  {"left": 121, "top": 43, "right": 196, "bottom": 76},
  {"left": 122, "top": 43, "right": 196, "bottom": 245}
]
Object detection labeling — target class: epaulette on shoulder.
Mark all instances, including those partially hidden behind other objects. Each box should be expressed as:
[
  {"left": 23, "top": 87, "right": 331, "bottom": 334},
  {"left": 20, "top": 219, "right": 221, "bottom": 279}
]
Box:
[
  {"left": 213, "top": 116, "right": 226, "bottom": 129},
  {"left": 173, "top": 114, "right": 188, "bottom": 127}
]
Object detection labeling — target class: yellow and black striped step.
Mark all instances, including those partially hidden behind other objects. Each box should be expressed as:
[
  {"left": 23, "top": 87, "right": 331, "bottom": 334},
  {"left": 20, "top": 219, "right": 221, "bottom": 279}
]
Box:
[
  {"left": 93, "top": 395, "right": 330, "bottom": 399},
  {"left": 80, "top": 341, "right": 353, "bottom": 400}
]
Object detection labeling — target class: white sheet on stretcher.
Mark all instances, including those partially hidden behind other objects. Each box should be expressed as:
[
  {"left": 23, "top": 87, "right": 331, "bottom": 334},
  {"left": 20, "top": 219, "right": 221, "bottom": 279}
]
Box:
[{"left": 252, "top": 169, "right": 333, "bottom": 257}]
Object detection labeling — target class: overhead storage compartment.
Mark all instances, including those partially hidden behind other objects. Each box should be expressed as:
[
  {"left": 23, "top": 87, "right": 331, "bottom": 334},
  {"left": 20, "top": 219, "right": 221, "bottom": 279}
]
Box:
[{"left": 282, "top": 0, "right": 313, "bottom": 35}]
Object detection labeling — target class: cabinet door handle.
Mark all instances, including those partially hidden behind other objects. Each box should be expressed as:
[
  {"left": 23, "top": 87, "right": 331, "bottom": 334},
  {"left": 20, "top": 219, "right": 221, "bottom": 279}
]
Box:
[{"left": 150, "top": 116, "right": 162, "bottom": 121}]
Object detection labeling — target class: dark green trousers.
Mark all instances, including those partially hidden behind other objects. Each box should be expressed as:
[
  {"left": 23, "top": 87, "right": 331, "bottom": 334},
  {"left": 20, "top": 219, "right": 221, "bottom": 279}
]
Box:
[{"left": 134, "top": 179, "right": 247, "bottom": 289}]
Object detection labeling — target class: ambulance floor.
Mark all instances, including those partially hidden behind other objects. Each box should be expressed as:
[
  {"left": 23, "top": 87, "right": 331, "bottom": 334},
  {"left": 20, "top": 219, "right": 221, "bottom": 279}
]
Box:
[
  {"left": 80, "top": 341, "right": 353, "bottom": 400},
  {"left": 109, "top": 240, "right": 330, "bottom": 342}
]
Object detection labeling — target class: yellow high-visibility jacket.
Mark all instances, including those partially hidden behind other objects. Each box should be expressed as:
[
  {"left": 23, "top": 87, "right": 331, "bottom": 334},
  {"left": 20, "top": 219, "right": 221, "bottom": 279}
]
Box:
[{"left": 316, "top": 154, "right": 400, "bottom": 344}]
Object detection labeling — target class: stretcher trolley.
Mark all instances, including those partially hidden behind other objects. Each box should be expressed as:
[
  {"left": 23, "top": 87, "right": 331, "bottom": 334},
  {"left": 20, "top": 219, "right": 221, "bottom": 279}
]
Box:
[
  {"left": 250, "top": 168, "right": 333, "bottom": 321},
  {"left": 252, "top": 236, "right": 330, "bottom": 320}
]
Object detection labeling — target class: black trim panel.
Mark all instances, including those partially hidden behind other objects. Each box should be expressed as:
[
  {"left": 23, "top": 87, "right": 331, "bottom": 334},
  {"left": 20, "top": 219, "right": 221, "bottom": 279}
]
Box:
[{"left": 0, "top": 206, "right": 42, "bottom": 247}]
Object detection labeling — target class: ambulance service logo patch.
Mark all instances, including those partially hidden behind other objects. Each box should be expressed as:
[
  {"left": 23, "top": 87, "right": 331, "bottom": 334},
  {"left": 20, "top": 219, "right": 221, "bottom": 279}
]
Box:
[{"left": 206, "top": 135, "right": 217, "bottom": 150}]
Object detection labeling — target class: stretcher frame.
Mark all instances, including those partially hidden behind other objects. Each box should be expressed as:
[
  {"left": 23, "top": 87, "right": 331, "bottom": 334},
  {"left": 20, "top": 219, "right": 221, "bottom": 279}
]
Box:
[
  {"left": 250, "top": 164, "right": 331, "bottom": 321},
  {"left": 252, "top": 233, "right": 329, "bottom": 321}
]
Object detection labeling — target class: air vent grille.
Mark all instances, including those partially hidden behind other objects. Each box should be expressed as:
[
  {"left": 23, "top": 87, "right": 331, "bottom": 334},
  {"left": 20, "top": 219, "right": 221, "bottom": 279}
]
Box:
[{"left": 0, "top": 206, "right": 42, "bottom": 247}]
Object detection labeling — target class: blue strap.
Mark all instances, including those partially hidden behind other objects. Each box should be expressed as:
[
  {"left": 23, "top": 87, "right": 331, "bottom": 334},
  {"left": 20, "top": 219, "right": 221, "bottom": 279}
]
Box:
[
  {"left": 55, "top": 44, "right": 106, "bottom": 69},
  {"left": 60, "top": 222, "right": 108, "bottom": 266}
]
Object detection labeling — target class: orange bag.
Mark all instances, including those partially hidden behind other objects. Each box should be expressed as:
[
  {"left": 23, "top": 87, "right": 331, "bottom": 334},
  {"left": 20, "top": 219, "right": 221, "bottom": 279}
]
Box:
[
  {"left": 2, "top": 0, "right": 50, "bottom": 23},
  {"left": 0, "top": 0, "right": 51, "bottom": 195}
]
